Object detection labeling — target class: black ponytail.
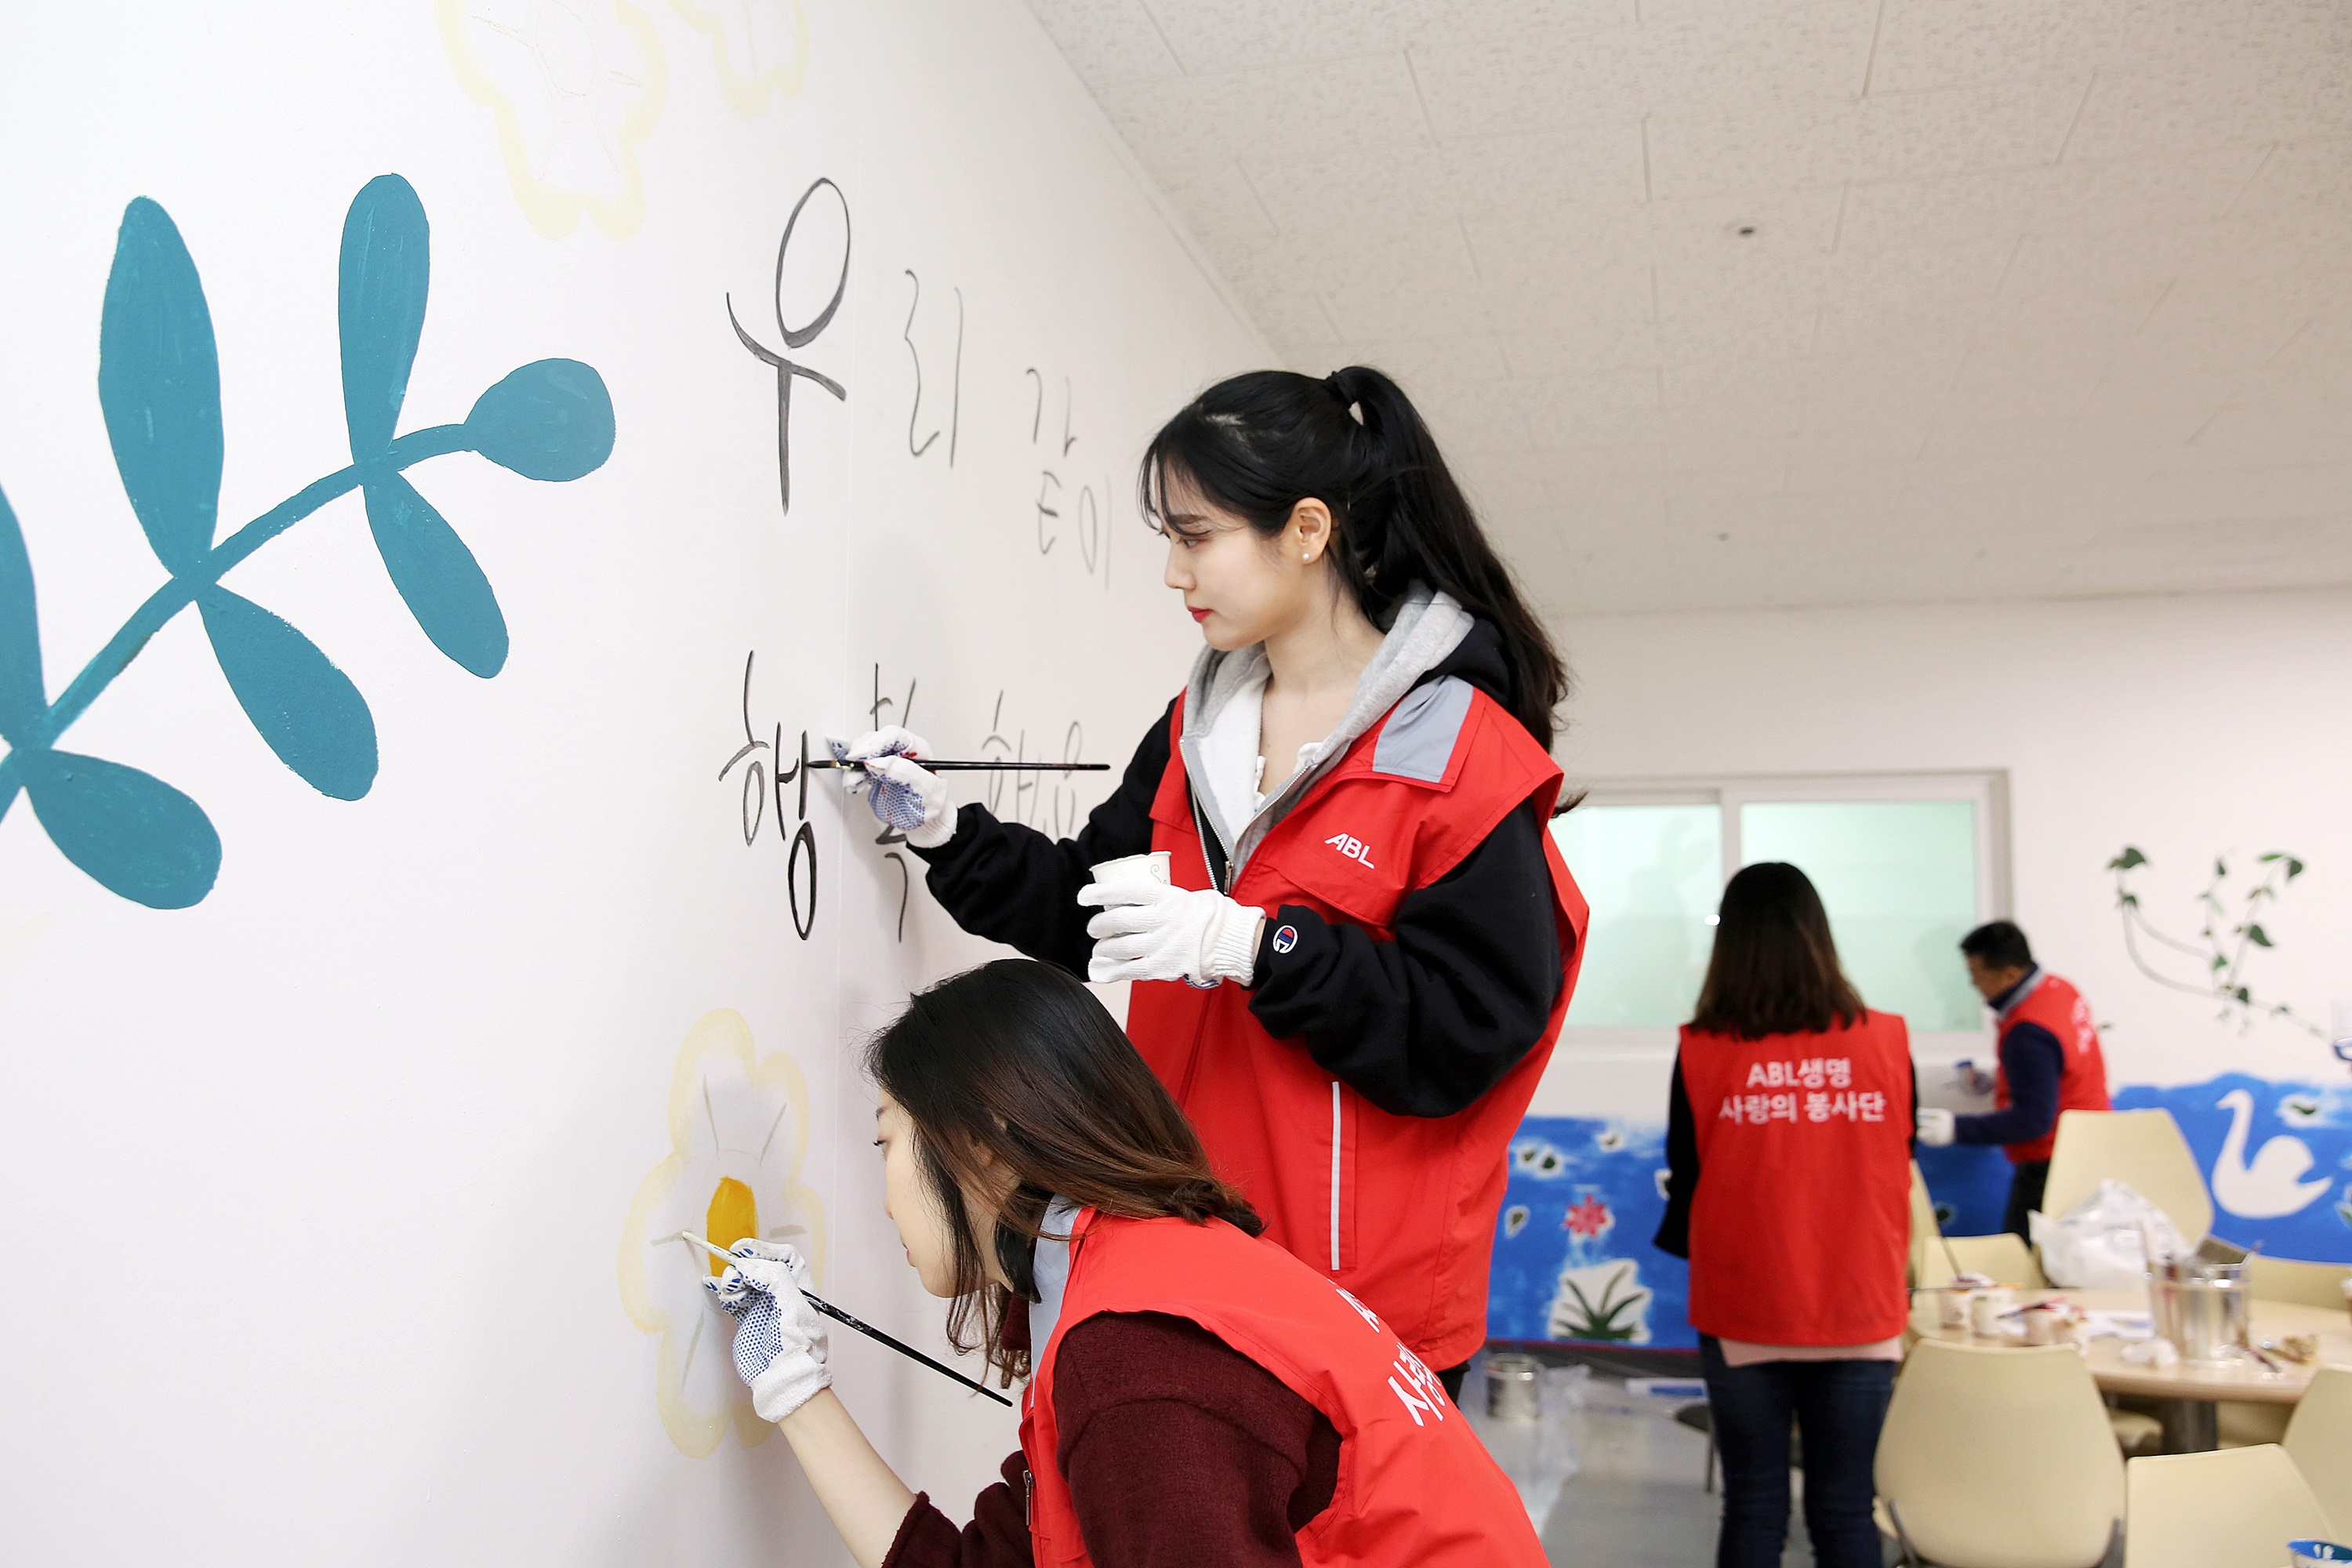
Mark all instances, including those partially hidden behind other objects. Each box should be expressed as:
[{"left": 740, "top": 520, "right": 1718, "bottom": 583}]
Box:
[{"left": 1139, "top": 366, "right": 1570, "bottom": 750}]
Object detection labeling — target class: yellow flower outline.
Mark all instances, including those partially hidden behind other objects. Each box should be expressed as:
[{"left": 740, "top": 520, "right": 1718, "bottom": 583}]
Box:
[
  {"left": 618, "top": 1008, "right": 828, "bottom": 1456},
  {"left": 435, "top": 0, "right": 669, "bottom": 239},
  {"left": 670, "top": 0, "right": 811, "bottom": 118}
]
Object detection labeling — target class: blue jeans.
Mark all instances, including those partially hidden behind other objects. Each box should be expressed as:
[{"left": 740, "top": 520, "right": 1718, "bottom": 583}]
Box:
[{"left": 1700, "top": 1337, "right": 1895, "bottom": 1568}]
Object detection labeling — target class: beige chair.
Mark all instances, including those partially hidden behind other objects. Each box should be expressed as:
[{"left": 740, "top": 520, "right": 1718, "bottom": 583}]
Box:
[
  {"left": 2122, "top": 1445, "right": 2334, "bottom": 1567},
  {"left": 1943, "top": 1230, "right": 2049, "bottom": 1290},
  {"left": 2285, "top": 1363, "right": 2352, "bottom": 1537},
  {"left": 2249, "top": 1254, "right": 2352, "bottom": 1311},
  {"left": 1876, "top": 1339, "right": 2122, "bottom": 1568},
  {"left": 1909, "top": 1160, "right": 1959, "bottom": 1289},
  {"left": 2042, "top": 1109, "right": 2212, "bottom": 1246}
]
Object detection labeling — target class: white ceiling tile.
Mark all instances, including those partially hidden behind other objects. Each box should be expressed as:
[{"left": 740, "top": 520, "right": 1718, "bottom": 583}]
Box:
[
  {"left": 1144, "top": 0, "right": 1635, "bottom": 74},
  {"left": 1152, "top": 161, "right": 1277, "bottom": 244},
  {"left": 2025, "top": 147, "right": 2270, "bottom": 235},
  {"left": 2065, "top": 40, "right": 2348, "bottom": 164},
  {"left": 2230, "top": 137, "right": 2352, "bottom": 230},
  {"left": 1835, "top": 169, "right": 2044, "bottom": 255},
  {"left": 1849, "top": 78, "right": 2091, "bottom": 182},
  {"left": 1025, "top": 0, "right": 1184, "bottom": 85},
  {"left": 1466, "top": 212, "right": 1654, "bottom": 285},
  {"left": 1441, "top": 125, "right": 1653, "bottom": 213},
  {"left": 1655, "top": 306, "right": 1819, "bottom": 365},
  {"left": 1500, "top": 314, "right": 1662, "bottom": 376},
  {"left": 2236, "top": 320, "right": 2352, "bottom": 408},
  {"left": 2188, "top": 401, "right": 2352, "bottom": 468},
  {"left": 1327, "top": 335, "right": 1514, "bottom": 384},
  {"left": 1105, "top": 54, "right": 1433, "bottom": 165},
  {"left": 1410, "top": 26, "right": 1649, "bottom": 143},
  {"left": 1636, "top": 0, "right": 1879, "bottom": 109}
]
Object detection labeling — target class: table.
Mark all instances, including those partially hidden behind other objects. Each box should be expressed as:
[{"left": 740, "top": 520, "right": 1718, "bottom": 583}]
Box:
[{"left": 1910, "top": 1288, "right": 2352, "bottom": 1451}]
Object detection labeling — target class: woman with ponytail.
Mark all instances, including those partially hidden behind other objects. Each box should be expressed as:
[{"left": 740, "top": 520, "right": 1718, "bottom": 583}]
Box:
[
  {"left": 702, "top": 960, "right": 1547, "bottom": 1568},
  {"left": 840, "top": 368, "right": 1588, "bottom": 1393}
]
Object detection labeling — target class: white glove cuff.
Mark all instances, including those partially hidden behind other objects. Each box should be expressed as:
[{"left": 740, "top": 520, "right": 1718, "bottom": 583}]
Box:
[
  {"left": 1203, "top": 902, "right": 1265, "bottom": 985},
  {"left": 906, "top": 801, "right": 957, "bottom": 850},
  {"left": 750, "top": 1356, "right": 831, "bottom": 1424}
]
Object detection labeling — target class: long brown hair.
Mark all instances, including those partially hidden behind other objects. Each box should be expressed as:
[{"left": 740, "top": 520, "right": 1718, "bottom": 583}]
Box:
[
  {"left": 1688, "top": 862, "right": 1866, "bottom": 1040},
  {"left": 864, "top": 959, "right": 1261, "bottom": 1384}
]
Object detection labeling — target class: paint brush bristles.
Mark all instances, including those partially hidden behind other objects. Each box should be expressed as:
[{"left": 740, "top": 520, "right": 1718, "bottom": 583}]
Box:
[{"left": 808, "top": 757, "right": 1109, "bottom": 772}]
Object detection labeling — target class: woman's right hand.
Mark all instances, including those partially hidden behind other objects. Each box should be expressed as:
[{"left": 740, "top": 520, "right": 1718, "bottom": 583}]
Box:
[
  {"left": 838, "top": 727, "right": 956, "bottom": 848},
  {"left": 704, "top": 1239, "right": 833, "bottom": 1421}
]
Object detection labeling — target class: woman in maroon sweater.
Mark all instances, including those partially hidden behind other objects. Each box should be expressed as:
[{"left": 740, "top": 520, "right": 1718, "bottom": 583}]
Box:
[{"left": 697, "top": 960, "right": 1543, "bottom": 1568}]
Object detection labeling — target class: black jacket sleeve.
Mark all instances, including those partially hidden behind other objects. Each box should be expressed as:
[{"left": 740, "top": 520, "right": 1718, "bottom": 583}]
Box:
[
  {"left": 1652, "top": 1058, "right": 1697, "bottom": 1260},
  {"left": 1247, "top": 800, "right": 1566, "bottom": 1119},
  {"left": 1955, "top": 1023, "right": 2065, "bottom": 1149},
  {"left": 909, "top": 700, "right": 1173, "bottom": 974}
]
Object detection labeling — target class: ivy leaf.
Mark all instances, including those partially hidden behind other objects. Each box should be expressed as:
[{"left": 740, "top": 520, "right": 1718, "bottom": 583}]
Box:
[
  {"left": 2231, "top": 986, "right": 2252, "bottom": 1004},
  {"left": 364, "top": 473, "right": 506, "bottom": 677},
  {"left": 466, "top": 358, "right": 615, "bottom": 481},
  {"left": 2110, "top": 847, "right": 2147, "bottom": 871},
  {"left": 2119, "top": 892, "right": 2140, "bottom": 908},
  {"left": 2259, "top": 851, "right": 2282, "bottom": 863},
  {"left": 339, "top": 175, "right": 430, "bottom": 459},
  {"left": 2211, "top": 955, "right": 2227, "bottom": 971},
  {"left": 0, "top": 482, "right": 46, "bottom": 746},
  {"left": 196, "top": 587, "right": 378, "bottom": 800},
  {"left": 2214, "top": 856, "right": 2228, "bottom": 879},
  {"left": 20, "top": 748, "right": 220, "bottom": 909},
  {"left": 2245, "top": 924, "right": 2272, "bottom": 948},
  {"left": 98, "top": 197, "right": 223, "bottom": 576},
  {"left": 2286, "top": 857, "right": 2305, "bottom": 880}
]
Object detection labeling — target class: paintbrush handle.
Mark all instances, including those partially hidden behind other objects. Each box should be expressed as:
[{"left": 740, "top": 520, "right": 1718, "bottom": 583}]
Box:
[
  {"left": 803, "top": 1292, "right": 1014, "bottom": 1406},
  {"left": 810, "top": 758, "right": 1109, "bottom": 772}
]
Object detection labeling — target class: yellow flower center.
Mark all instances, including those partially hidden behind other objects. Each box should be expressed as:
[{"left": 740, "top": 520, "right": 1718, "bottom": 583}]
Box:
[{"left": 706, "top": 1177, "right": 759, "bottom": 1275}]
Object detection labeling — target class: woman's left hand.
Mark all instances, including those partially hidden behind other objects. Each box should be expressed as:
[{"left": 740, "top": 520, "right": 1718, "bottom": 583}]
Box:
[{"left": 1079, "top": 881, "right": 1264, "bottom": 987}]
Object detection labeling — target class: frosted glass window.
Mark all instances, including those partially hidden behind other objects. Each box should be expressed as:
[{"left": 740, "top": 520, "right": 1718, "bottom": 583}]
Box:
[
  {"left": 1740, "top": 800, "right": 1981, "bottom": 1032},
  {"left": 1552, "top": 804, "right": 1722, "bottom": 1029}
]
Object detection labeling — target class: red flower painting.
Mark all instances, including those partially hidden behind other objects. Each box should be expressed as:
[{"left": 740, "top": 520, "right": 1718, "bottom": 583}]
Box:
[{"left": 1563, "top": 1192, "right": 1613, "bottom": 1239}]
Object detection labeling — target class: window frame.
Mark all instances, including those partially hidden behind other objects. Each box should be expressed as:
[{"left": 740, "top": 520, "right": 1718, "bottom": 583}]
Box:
[{"left": 1552, "top": 770, "right": 2010, "bottom": 1057}]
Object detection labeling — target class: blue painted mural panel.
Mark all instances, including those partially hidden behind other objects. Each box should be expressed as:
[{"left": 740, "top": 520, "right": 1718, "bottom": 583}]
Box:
[
  {"left": 1487, "top": 1116, "right": 1693, "bottom": 1348},
  {"left": 1489, "top": 1074, "right": 2352, "bottom": 1348}
]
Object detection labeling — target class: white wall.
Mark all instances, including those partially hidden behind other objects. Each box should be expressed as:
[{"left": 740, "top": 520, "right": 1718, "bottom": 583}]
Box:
[
  {"left": 1532, "top": 586, "right": 2352, "bottom": 1119},
  {"left": 0, "top": 4, "right": 1261, "bottom": 1563}
]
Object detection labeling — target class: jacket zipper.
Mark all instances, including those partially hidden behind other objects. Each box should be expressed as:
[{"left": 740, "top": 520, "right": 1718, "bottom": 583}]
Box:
[{"left": 1329, "top": 1080, "right": 1344, "bottom": 1272}]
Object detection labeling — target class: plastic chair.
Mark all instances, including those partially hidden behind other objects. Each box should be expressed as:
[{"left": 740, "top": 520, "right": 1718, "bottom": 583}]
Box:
[
  {"left": 2249, "top": 1254, "right": 2352, "bottom": 1311},
  {"left": 1943, "top": 1230, "right": 2048, "bottom": 1290},
  {"left": 2122, "top": 1444, "right": 2333, "bottom": 1567},
  {"left": 2042, "top": 1109, "right": 2212, "bottom": 1246},
  {"left": 2285, "top": 1364, "right": 2352, "bottom": 1537},
  {"left": 1875, "top": 1339, "right": 2122, "bottom": 1568},
  {"left": 1909, "top": 1160, "right": 1959, "bottom": 1289}
]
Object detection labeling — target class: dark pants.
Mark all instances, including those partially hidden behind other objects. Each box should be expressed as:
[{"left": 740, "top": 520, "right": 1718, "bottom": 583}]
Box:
[
  {"left": 1700, "top": 1337, "right": 1895, "bottom": 1568},
  {"left": 2002, "top": 1160, "right": 2049, "bottom": 1240},
  {"left": 1438, "top": 1361, "right": 1467, "bottom": 1404}
]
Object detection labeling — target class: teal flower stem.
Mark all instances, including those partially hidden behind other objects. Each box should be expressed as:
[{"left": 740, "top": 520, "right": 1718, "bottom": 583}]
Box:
[{"left": 0, "top": 422, "right": 473, "bottom": 822}]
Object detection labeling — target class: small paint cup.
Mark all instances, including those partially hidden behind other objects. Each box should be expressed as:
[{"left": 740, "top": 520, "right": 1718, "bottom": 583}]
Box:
[
  {"left": 1969, "top": 1287, "right": 2017, "bottom": 1338},
  {"left": 1937, "top": 1289, "right": 1976, "bottom": 1330},
  {"left": 1089, "top": 851, "right": 1170, "bottom": 886}
]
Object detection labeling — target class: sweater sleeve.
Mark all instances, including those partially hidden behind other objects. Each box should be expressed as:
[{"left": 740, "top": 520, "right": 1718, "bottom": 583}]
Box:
[
  {"left": 1955, "top": 1024, "right": 2065, "bottom": 1149},
  {"left": 1054, "top": 1312, "right": 1340, "bottom": 1568},
  {"left": 909, "top": 700, "right": 1172, "bottom": 973},
  {"left": 1246, "top": 800, "right": 1566, "bottom": 1118},
  {"left": 880, "top": 1451, "right": 1035, "bottom": 1568},
  {"left": 1652, "top": 1057, "right": 1697, "bottom": 1260}
]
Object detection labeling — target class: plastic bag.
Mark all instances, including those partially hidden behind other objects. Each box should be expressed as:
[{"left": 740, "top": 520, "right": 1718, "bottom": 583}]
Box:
[{"left": 2030, "top": 1178, "right": 2192, "bottom": 1289}]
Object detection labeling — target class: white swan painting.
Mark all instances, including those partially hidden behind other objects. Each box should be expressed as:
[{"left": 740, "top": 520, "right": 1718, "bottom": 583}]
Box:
[{"left": 2210, "top": 1088, "right": 2332, "bottom": 1218}]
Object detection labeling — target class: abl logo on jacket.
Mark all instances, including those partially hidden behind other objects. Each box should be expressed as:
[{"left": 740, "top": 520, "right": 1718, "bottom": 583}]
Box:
[{"left": 1326, "top": 833, "right": 1377, "bottom": 869}]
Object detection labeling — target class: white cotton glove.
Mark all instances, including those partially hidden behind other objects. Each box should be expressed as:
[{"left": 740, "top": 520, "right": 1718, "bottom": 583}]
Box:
[
  {"left": 1916, "top": 1108, "right": 1957, "bottom": 1147},
  {"left": 1077, "top": 880, "right": 1265, "bottom": 986},
  {"left": 702, "top": 1238, "right": 831, "bottom": 1422},
  {"left": 835, "top": 727, "right": 956, "bottom": 848}
]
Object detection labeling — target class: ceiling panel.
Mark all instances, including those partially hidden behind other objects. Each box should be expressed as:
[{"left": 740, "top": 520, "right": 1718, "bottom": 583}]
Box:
[{"left": 1025, "top": 0, "right": 2352, "bottom": 613}]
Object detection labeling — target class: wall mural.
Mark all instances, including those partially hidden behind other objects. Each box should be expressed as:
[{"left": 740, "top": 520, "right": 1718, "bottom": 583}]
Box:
[
  {"left": 1494, "top": 1074, "right": 2351, "bottom": 1352},
  {"left": 617, "top": 1009, "right": 828, "bottom": 1457},
  {"left": 0, "top": 175, "right": 615, "bottom": 909}
]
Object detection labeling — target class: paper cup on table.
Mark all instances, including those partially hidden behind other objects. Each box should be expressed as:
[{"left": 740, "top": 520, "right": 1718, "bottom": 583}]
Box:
[
  {"left": 1090, "top": 851, "right": 1171, "bottom": 886},
  {"left": 1969, "top": 1287, "right": 2017, "bottom": 1337},
  {"left": 1937, "top": 1290, "right": 1977, "bottom": 1330}
]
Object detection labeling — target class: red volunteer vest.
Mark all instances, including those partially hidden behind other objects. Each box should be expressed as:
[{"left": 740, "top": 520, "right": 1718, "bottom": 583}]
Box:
[
  {"left": 1022, "top": 1210, "right": 1548, "bottom": 1568},
  {"left": 1994, "top": 972, "right": 2110, "bottom": 1164},
  {"left": 1126, "top": 683, "right": 1588, "bottom": 1368},
  {"left": 1679, "top": 1011, "right": 1914, "bottom": 1345}
]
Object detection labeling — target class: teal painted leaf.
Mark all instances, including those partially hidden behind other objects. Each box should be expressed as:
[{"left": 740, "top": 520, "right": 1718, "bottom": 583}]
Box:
[
  {"left": 0, "top": 481, "right": 46, "bottom": 745},
  {"left": 339, "top": 175, "right": 430, "bottom": 458},
  {"left": 98, "top": 197, "right": 223, "bottom": 575},
  {"left": 197, "top": 586, "right": 378, "bottom": 800},
  {"left": 364, "top": 474, "right": 506, "bottom": 677},
  {"left": 466, "top": 358, "right": 616, "bottom": 481},
  {"left": 21, "top": 748, "right": 220, "bottom": 909}
]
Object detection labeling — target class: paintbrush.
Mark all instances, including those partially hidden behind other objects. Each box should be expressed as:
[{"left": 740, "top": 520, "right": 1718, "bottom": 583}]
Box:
[
  {"left": 676, "top": 1233, "right": 1013, "bottom": 1407},
  {"left": 808, "top": 758, "right": 1108, "bottom": 772}
]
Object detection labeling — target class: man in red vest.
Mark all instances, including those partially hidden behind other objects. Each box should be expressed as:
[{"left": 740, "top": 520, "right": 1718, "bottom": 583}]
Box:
[{"left": 1915, "top": 920, "right": 2112, "bottom": 1237}]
